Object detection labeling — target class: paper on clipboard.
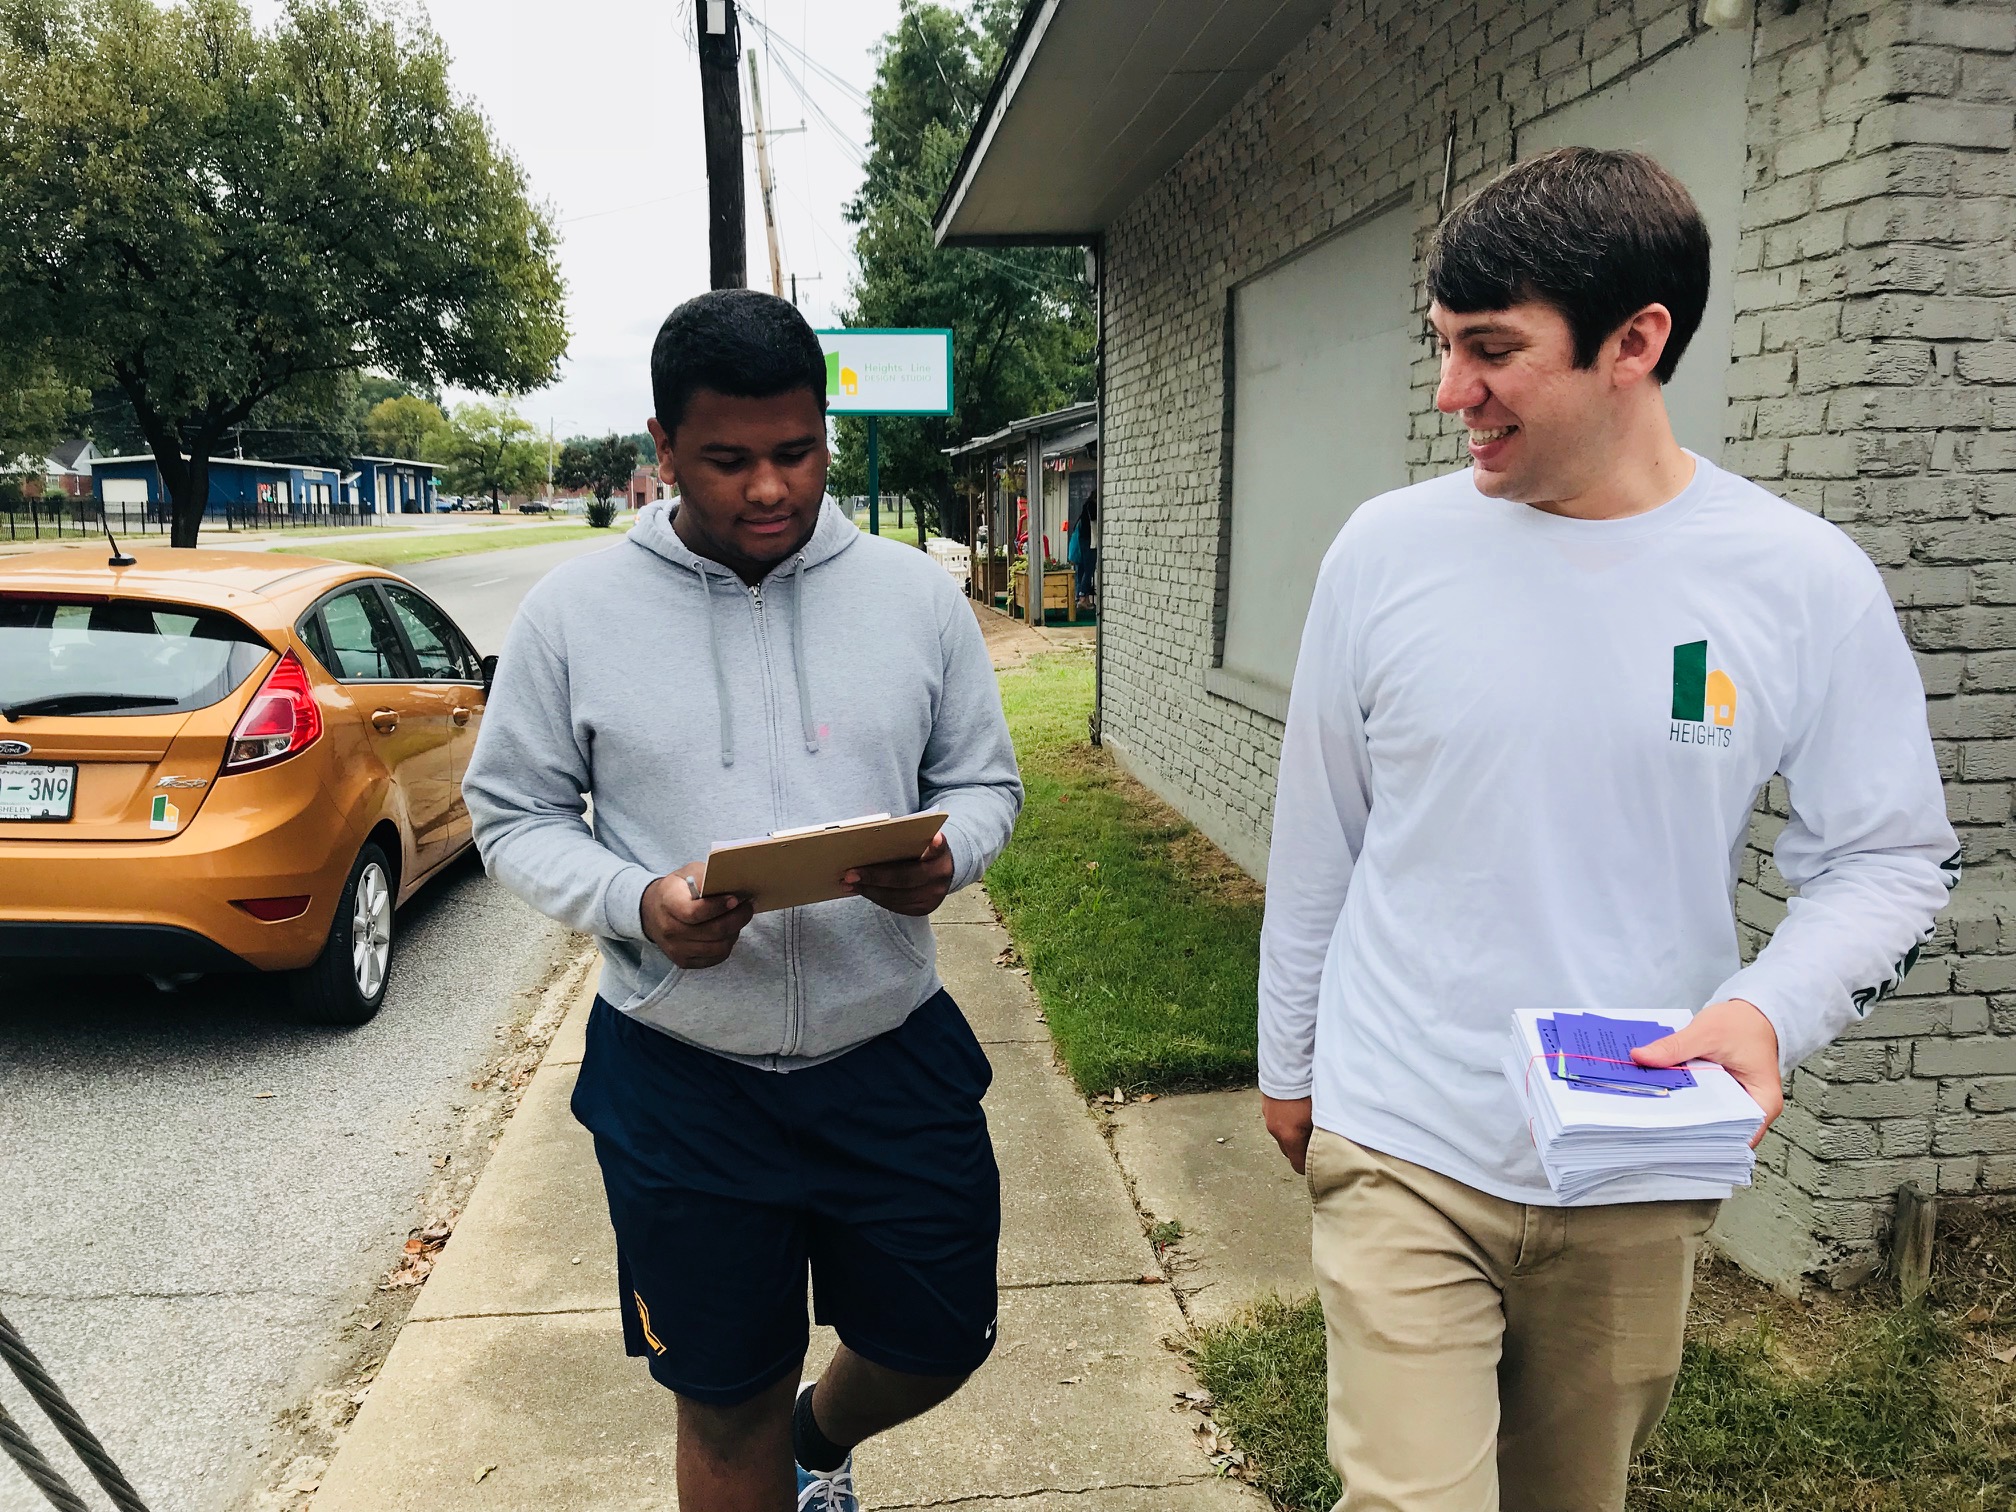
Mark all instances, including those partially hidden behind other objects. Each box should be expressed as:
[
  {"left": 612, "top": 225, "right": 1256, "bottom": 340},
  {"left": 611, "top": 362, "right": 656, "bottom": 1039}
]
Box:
[{"left": 698, "top": 810, "right": 948, "bottom": 913}]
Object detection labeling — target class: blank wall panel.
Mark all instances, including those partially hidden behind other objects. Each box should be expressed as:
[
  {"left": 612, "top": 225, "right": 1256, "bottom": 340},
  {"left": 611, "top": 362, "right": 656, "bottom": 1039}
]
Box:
[{"left": 1222, "top": 203, "right": 1414, "bottom": 691}]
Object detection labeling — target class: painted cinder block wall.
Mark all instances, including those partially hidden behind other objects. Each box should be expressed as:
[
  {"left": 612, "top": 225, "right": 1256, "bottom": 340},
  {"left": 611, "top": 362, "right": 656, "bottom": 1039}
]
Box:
[{"left": 1096, "top": 0, "right": 2016, "bottom": 1288}]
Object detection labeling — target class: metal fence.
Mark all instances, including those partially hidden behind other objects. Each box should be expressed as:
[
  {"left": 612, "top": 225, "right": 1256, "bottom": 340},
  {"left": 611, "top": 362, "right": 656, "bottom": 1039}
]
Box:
[{"left": 1, "top": 498, "right": 387, "bottom": 543}]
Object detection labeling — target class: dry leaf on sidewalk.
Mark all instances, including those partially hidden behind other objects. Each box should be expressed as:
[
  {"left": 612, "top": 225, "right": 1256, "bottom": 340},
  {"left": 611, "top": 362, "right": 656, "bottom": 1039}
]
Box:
[
  {"left": 473, "top": 1464, "right": 498, "bottom": 1484},
  {"left": 383, "top": 1220, "right": 453, "bottom": 1288}
]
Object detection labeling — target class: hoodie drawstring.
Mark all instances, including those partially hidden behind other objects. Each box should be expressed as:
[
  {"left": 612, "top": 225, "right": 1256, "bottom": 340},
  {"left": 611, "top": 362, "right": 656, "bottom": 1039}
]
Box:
[
  {"left": 696, "top": 554, "right": 819, "bottom": 766},
  {"left": 697, "top": 563, "right": 735, "bottom": 768},
  {"left": 792, "top": 554, "right": 820, "bottom": 755}
]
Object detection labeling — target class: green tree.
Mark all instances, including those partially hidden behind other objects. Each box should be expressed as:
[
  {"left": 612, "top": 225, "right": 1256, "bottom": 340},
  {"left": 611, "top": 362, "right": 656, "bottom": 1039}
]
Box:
[
  {"left": 360, "top": 373, "right": 441, "bottom": 410},
  {"left": 365, "top": 395, "right": 450, "bottom": 462},
  {"left": 0, "top": 351, "right": 88, "bottom": 473},
  {"left": 827, "top": 2, "right": 1094, "bottom": 539},
  {"left": 554, "top": 434, "right": 635, "bottom": 528},
  {"left": 439, "top": 401, "right": 543, "bottom": 512},
  {"left": 0, "top": 0, "right": 569, "bottom": 546}
]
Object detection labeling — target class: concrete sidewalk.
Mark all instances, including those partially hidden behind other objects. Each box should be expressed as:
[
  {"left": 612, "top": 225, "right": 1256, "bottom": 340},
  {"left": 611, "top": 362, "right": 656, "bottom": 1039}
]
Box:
[{"left": 309, "top": 889, "right": 1259, "bottom": 1510}]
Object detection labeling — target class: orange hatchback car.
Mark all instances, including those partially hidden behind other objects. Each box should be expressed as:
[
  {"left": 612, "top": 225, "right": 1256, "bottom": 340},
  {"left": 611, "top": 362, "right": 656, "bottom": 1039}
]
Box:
[{"left": 0, "top": 548, "right": 494, "bottom": 1024}]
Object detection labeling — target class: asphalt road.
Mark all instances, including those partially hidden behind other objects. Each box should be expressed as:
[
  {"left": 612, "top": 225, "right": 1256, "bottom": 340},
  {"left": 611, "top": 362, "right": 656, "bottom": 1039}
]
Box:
[
  {"left": 401, "top": 532, "right": 625, "bottom": 656},
  {"left": 0, "top": 533, "right": 618, "bottom": 1512}
]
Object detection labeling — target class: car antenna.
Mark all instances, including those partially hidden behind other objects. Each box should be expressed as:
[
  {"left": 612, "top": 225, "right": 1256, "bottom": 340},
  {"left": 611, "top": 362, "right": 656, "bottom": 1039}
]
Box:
[{"left": 102, "top": 510, "right": 135, "bottom": 567}]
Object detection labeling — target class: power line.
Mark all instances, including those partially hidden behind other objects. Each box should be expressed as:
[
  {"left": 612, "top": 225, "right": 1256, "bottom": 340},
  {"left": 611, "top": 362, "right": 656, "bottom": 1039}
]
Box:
[
  {"left": 744, "top": 6, "right": 1091, "bottom": 314},
  {"left": 559, "top": 185, "right": 708, "bottom": 226},
  {"left": 740, "top": 9, "right": 869, "bottom": 109}
]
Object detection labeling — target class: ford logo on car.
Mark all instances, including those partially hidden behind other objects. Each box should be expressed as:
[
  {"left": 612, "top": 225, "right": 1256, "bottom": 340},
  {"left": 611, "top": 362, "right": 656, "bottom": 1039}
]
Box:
[{"left": 0, "top": 741, "right": 29, "bottom": 757}]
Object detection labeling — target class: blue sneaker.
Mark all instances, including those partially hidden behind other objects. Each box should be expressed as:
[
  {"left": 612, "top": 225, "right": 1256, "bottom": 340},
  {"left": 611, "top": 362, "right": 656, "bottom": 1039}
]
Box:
[
  {"left": 794, "top": 1383, "right": 859, "bottom": 1512},
  {"left": 795, "top": 1456, "right": 858, "bottom": 1512}
]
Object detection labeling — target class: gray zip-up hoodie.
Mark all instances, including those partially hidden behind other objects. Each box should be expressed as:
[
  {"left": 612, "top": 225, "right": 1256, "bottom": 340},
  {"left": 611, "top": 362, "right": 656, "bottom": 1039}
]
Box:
[{"left": 463, "top": 498, "right": 1023, "bottom": 1067}]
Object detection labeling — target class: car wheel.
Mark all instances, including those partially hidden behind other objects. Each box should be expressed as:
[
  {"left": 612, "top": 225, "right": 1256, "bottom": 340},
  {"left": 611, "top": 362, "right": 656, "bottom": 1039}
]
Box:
[{"left": 284, "top": 841, "right": 395, "bottom": 1026}]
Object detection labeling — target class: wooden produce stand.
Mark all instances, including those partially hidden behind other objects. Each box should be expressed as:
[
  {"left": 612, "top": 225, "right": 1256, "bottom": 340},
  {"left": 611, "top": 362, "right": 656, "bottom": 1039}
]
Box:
[
  {"left": 971, "top": 552, "right": 1010, "bottom": 607},
  {"left": 1010, "top": 560, "right": 1082, "bottom": 625}
]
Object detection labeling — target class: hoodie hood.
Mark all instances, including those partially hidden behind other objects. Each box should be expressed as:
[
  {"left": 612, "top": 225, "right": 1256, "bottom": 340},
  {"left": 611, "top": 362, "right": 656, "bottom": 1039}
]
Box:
[{"left": 627, "top": 496, "right": 858, "bottom": 767}]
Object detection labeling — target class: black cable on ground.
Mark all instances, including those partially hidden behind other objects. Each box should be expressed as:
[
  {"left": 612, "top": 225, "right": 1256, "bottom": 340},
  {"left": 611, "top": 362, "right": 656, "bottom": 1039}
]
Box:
[
  {"left": 0, "top": 1396, "right": 92, "bottom": 1512},
  {"left": 0, "top": 1307, "right": 152, "bottom": 1512}
]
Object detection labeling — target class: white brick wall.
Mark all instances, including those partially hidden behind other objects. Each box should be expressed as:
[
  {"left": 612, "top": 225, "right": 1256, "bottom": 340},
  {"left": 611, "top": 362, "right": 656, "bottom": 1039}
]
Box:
[{"left": 1097, "top": 0, "right": 2016, "bottom": 1287}]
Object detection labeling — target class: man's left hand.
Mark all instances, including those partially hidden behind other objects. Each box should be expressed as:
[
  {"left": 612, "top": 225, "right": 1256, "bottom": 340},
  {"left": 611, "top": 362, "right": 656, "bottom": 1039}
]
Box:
[
  {"left": 1631, "top": 998, "right": 1784, "bottom": 1147},
  {"left": 844, "top": 833, "right": 955, "bottom": 917}
]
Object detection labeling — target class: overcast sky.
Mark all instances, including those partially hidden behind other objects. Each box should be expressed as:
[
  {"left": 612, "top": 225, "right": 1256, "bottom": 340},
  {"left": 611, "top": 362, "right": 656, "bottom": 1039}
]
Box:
[{"left": 252, "top": 0, "right": 908, "bottom": 439}]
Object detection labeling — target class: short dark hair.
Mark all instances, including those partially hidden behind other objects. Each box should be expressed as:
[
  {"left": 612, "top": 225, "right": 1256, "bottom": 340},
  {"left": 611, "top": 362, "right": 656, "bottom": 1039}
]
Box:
[
  {"left": 650, "top": 289, "right": 829, "bottom": 438},
  {"left": 1426, "top": 147, "right": 1709, "bottom": 383}
]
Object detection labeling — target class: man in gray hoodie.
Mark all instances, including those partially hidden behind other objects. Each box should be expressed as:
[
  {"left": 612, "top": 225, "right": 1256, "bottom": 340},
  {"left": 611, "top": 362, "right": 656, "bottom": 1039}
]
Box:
[{"left": 464, "top": 290, "right": 1023, "bottom": 1511}]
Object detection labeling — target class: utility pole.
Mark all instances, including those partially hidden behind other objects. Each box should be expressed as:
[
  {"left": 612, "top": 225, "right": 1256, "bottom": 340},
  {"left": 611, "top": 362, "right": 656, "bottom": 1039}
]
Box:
[
  {"left": 746, "top": 49, "right": 784, "bottom": 298},
  {"left": 546, "top": 419, "right": 555, "bottom": 501},
  {"left": 698, "top": 0, "right": 746, "bottom": 290}
]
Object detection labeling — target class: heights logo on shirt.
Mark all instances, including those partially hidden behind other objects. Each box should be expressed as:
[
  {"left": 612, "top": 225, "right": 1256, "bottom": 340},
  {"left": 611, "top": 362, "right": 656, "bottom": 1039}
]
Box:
[{"left": 1671, "top": 640, "right": 1737, "bottom": 748}]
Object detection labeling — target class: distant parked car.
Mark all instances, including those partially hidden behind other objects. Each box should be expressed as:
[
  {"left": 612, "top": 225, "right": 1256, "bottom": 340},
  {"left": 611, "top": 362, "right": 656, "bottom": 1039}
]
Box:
[
  {"left": 0, "top": 550, "right": 496, "bottom": 1024},
  {"left": 517, "top": 501, "right": 550, "bottom": 514}
]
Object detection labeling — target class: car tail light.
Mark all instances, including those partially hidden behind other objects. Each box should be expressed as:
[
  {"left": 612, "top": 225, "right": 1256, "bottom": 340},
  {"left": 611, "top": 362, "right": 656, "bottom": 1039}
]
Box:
[
  {"left": 226, "top": 653, "right": 323, "bottom": 771},
  {"left": 234, "top": 896, "right": 311, "bottom": 921}
]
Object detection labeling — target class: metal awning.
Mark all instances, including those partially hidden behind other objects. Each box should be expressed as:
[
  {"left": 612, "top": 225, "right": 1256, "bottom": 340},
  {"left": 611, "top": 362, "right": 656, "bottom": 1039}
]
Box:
[
  {"left": 1041, "top": 422, "right": 1097, "bottom": 459},
  {"left": 944, "top": 401, "right": 1098, "bottom": 460},
  {"left": 933, "top": 0, "right": 1335, "bottom": 246}
]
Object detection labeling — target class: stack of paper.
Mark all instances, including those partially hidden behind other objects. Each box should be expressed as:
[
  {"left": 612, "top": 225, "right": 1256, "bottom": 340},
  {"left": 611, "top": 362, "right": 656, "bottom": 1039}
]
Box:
[{"left": 1500, "top": 1007, "right": 1764, "bottom": 1203}]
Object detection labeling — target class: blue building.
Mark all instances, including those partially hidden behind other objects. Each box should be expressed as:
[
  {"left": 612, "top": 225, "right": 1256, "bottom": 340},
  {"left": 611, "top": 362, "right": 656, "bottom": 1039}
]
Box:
[
  {"left": 92, "top": 453, "right": 437, "bottom": 517},
  {"left": 350, "top": 456, "right": 440, "bottom": 514}
]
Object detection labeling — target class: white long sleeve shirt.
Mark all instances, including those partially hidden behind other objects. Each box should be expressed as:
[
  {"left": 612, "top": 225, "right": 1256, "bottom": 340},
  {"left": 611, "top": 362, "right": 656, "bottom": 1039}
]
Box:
[{"left": 1258, "top": 454, "right": 1959, "bottom": 1205}]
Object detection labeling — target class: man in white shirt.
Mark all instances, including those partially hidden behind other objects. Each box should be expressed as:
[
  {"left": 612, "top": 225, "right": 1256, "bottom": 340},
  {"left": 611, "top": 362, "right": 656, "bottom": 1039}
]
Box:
[{"left": 1258, "top": 147, "right": 1958, "bottom": 1512}]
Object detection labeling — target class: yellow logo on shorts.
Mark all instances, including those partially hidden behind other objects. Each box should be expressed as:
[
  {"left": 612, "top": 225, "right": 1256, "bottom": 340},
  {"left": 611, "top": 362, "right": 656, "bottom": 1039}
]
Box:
[{"left": 634, "top": 1290, "right": 666, "bottom": 1356}]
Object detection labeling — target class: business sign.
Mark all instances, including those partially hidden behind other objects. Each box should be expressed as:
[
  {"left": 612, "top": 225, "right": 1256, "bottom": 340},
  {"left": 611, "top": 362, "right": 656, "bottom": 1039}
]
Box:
[{"left": 815, "top": 328, "right": 953, "bottom": 416}]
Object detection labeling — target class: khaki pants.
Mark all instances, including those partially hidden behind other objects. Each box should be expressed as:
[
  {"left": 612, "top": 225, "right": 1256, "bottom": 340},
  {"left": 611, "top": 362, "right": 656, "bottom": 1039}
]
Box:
[{"left": 1307, "top": 1130, "right": 1718, "bottom": 1512}]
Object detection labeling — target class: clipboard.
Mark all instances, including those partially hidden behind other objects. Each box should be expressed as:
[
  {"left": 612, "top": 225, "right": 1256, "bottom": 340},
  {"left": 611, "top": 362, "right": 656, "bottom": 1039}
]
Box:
[{"left": 698, "top": 810, "right": 948, "bottom": 913}]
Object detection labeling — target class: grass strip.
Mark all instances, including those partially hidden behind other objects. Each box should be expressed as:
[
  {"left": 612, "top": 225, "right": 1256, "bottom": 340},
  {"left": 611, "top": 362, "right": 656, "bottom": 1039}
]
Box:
[
  {"left": 1189, "top": 1297, "right": 1338, "bottom": 1510},
  {"left": 1635, "top": 1307, "right": 2014, "bottom": 1510},
  {"left": 272, "top": 522, "right": 622, "bottom": 568},
  {"left": 862, "top": 522, "right": 920, "bottom": 546},
  {"left": 986, "top": 654, "right": 1261, "bottom": 1093},
  {"left": 1190, "top": 1295, "right": 2016, "bottom": 1511}
]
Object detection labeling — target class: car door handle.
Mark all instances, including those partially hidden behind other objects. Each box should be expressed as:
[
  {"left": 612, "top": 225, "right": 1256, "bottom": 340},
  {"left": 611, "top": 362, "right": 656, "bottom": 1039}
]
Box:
[
  {"left": 451, "top": 706, "right": 472, "bottom": 726},
  {"left": 371, "top": 709, "right": 399, "bottom": 734}
]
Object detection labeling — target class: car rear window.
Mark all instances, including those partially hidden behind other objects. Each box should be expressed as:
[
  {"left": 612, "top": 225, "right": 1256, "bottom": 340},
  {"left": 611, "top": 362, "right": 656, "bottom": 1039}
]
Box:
[{"left": 0, "top": 595, "right": 273, "bottom": 719}]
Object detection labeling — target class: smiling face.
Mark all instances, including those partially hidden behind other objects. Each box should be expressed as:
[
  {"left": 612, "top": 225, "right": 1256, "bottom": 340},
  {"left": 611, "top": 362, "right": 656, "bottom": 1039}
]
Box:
[
  {"left": 649, "top": 387, "right": 830, "bottom": 580},
  {"left": 1430, "top": 298, "right": 1627, "bottom": 506}
]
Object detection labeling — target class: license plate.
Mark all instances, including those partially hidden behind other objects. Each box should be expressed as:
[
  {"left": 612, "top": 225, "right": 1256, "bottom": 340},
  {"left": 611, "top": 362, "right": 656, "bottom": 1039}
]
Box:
[{"left": 0, "top": 761, "right": 78, "bottom": 821}]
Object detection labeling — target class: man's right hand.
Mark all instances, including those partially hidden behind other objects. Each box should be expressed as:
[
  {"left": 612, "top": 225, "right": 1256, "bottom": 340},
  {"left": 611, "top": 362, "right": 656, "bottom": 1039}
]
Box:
[
  {"left": 641, "top": 863, "right": 754, "bottom": 969},
  {"left": 1263, "top": 1094, "right": 1315, "bottom": 1175}
]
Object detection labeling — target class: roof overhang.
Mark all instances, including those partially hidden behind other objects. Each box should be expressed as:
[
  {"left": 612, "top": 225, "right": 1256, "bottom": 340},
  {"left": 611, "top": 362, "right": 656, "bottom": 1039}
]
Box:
[
  {"left": 934, "top": 0, "right": 1336, "bottom": 247},
  {"left": 945, "top": 401, "right": 1098, "bottom": 459}
]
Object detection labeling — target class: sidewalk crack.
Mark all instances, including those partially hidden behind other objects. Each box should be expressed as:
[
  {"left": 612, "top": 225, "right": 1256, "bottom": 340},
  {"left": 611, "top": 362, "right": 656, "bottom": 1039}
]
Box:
[
  {"left": 999, "top": 1276, "right": 1158, "bottom": 1291},
  {"left": 410, "top": 1304, "right": 621, "bottom": 1322},
  {"left": 0, "top": 1286, "right": 319, "bottom": 1303},
  {"left": 873, "top": 1476, "right": 1224, "bottom": 1509}
]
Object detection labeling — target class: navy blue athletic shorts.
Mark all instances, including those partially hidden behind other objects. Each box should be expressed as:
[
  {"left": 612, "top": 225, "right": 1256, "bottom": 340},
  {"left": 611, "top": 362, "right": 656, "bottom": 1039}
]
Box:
[{"left": 570, "top": 989, "right": 1001, "bottom": 1406}]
